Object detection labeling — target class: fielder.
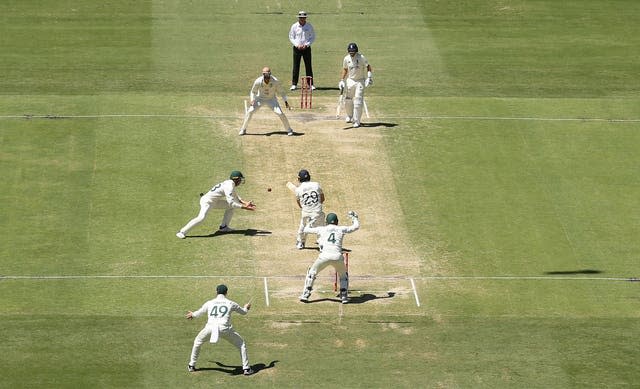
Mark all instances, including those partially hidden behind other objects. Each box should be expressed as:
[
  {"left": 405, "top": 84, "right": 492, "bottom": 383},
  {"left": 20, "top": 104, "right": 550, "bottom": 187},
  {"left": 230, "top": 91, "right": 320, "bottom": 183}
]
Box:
[
  {"left": 176, "top": 171, "right": 256, "bottom": 239},
  {"left": 239, "top": 66, "right": 293, "bottom": 136},
  {"left": 299, "top": 211, "right": 360, "bottom": 304},
  {"left": 338, "top": 43, "right": 373, "bottom": 128},
  {"left": 186, "top": 284, "right": 254, "bottom": 376},
  {"left": 294, "top": 169, "right": 325, "bottom": 249}
]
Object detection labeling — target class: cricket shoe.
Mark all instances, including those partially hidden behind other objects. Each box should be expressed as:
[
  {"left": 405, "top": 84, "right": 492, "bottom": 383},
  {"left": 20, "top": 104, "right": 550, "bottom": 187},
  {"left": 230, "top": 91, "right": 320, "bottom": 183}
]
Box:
[
  {"left": 345, "top": 116, "right": 352, "bottom": 123},
  {"left": 238, "top": 129, "right": 246, "bottom": 136},
  {"left": 176, "top": 231, "right": 186, "bottom": 239},
  {"left": 311, "top": 85, "right": 316, "bottom": 90},
  {"left": 187, "top": 365, "right": 196, "bottom": 372},
  {"left": 290, "top": 85, "right": 297, "bottom": 90},
  {"left": 218, "top": 225, "right": 235, "bottom": 233},
  {"left": 287, "top": 129, "right": 294, "bottom": 136},
  {"left": 353, "top": 121, "right": 360, "bottom": 128},
  {"left": 299, "top": 291, "right": 311, "bottom": 302},
  {"left": 243, "top": 368, "right": 255, "bottom": 376},
  {"left": 296, "top": 241, "right": 304, "bottom": 250},
  {"left": 340, "top": 292, "right": 349, "bottom": 304}
]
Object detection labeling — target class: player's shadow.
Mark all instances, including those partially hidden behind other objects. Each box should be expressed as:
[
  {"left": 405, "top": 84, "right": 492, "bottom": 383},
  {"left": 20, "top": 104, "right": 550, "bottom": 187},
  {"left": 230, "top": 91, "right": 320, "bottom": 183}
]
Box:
[
  {"left": 190, "top": 229, "right": 272, "bottom": 238},
  {"left": 198, "top": 360, "right": 279, "bottom": 376},
  {"left": 544, "top": 269, "right": 603, "bottom": 275},
  {"left": 343, "top": 122, "right": 397, "bottom": 130},
  {"left": 305, "top": 292, "right": 395, "bottom": 304},
  {"left": 348, "top": 292, "right": 396, "bottom": 304},
  {"left": 243, "top": 131, "right": 303, "bottom": 137},
  {"left": 314, "top": 86, "right": 340, "bottom": 91}
]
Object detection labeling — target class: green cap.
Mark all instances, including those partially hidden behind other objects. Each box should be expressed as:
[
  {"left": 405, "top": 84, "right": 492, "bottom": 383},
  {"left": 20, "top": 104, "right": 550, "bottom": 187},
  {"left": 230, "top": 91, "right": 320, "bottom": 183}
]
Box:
[{"left": 216, "top": 284, "right": 228, "bottom": 295}]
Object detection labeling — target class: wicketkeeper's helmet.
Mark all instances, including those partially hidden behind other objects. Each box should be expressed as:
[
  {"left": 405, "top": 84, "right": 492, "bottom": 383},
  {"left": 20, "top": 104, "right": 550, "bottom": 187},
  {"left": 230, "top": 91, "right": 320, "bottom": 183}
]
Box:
[
  {"left": 326, "top": 213, "right": 339, "bottom": 225},
  {"left": 347, "top": 42, "right": 359, "bottom": 53}
]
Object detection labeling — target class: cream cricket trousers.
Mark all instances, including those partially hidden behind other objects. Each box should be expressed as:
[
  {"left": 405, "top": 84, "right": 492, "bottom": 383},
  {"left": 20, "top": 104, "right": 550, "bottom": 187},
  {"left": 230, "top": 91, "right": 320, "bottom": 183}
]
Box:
[
  {"left": 189, "top": 325, "right": 250, "bottom": 370},
  {"left": 304, "top": 251, "right": 348, "bottom": 294},
  {"left": 180, "top": 196, "right": 235, "bottom": 234},
  {"left": 240, "top": 97, "right": 291, "bottom": 132},
  {"left": 345, "top": 78, "right": 365, "bottom": 122},
  {"left": 297, "top": 210, "right": 326, "bottom": 244}
]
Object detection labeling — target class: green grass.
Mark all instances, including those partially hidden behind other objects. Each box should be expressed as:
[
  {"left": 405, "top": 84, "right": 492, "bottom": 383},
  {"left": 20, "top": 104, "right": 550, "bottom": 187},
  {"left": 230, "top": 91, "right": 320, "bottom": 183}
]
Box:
[{"left": 1, "top": 0, "right": 640, "bottom": 388}]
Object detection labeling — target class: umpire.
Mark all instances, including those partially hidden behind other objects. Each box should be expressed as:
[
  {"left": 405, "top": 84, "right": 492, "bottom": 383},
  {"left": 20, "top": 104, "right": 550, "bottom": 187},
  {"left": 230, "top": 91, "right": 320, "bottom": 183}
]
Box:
[{"left": 288, "top": 10, "right": 315, "bottom": 90}]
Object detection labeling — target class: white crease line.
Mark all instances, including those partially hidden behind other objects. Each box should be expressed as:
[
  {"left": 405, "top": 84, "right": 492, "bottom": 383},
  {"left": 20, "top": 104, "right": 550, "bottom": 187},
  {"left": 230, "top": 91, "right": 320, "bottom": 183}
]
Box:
[
  {"left": 1, "top": 275, "right": 637, "bottom": 282},
  {"left": 410, "top": 278, "right": 421, "bottom": 307},
  {"left": 263, "top": 277, "right": 270, "bottom": 307},
  {"left": 0, "top": 114, "right": 639, "bottom": 123}
]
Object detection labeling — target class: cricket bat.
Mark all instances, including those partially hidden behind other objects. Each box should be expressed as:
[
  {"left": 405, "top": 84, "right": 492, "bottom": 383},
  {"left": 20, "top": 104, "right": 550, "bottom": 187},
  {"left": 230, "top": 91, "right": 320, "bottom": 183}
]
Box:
[
  {"left": 286, "top": 181, "right": 297, "bottom": 193},
  {"left": 336, "top": 88, "right": 344, "bottom": 118}
]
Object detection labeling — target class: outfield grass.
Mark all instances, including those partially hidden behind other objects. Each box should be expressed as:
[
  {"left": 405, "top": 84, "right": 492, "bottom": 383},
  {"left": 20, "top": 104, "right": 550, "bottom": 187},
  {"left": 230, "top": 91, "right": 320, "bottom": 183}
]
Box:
[{"left": 1, "top": 1, "right": 639, "bottom": 388}]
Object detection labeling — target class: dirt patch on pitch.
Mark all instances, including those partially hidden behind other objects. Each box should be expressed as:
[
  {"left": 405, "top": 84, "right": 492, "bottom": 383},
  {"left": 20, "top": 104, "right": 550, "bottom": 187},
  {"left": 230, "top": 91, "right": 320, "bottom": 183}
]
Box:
[{"left": 214, "top": 97, "right": 424, "bottom": 299}]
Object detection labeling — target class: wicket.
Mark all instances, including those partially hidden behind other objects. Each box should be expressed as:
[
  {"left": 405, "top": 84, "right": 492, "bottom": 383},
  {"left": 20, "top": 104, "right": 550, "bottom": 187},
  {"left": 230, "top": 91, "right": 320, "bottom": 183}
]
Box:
[{"left": 300, "top": 76, "right": 312, "bottom": 109}]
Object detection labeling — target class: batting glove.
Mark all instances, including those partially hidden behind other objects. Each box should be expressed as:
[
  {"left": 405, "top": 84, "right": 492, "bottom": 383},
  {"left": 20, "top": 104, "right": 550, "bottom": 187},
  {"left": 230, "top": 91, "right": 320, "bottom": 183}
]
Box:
[
  {"left": 348, "top": 210, "right": 358, "bottom": 218},
  {"left": 365, "top": 78, "right": 373, "bottom": 87},
  {"left": 338, "top": 80, "right": 346, "bottom": 91}
]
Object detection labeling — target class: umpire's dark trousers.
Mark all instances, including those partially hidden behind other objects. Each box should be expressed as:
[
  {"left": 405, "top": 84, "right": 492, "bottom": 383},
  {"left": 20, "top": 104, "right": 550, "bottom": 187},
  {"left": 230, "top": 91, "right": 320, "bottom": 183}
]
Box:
[{"left": 292, "top": 46, "right": 313, "bottom": 86}]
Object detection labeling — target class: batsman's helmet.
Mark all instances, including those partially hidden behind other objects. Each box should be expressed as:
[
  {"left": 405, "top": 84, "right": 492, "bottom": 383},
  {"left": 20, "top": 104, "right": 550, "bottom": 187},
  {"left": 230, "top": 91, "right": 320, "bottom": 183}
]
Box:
[
  {"left": 347, "top": 42, "right": 359, "bottom": 53},
  {"left": 298, "top": 169, "right": 311, "bottom": 182},
  {"left": 326, "top": 213, "right": 339, "bottom": 225},
  {"left": 230, "top": 170, "right": 245, "bottom": 184},
  {"left": 216, "top": 284, "right": 228, "bottom": 295}
]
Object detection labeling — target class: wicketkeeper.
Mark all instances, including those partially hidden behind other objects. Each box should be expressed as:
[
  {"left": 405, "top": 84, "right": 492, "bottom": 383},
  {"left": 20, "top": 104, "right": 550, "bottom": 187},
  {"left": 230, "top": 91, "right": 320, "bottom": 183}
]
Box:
[{"left": 299, "top": 211, "right": 360, "bottom": 304}]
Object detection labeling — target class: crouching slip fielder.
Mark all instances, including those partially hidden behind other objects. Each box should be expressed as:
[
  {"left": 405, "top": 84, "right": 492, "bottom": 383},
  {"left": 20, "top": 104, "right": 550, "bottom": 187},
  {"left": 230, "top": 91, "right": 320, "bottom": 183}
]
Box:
[
  {"left": 338, "top": 43, "right": 372, "bottom": 128},
  {"left": 295, "top": 169, "right": 325, "bottom": 249},
  {"left": 176, "top": 171, "right": 256, "bottom": 239},
  {"left": 239, "top": 66, "right": 293, "bottom": 136},
  {"left": 299, "top": 211, "right": 360, "bottom": 304},
  {"left": 186, "top": 284, "right": 254, "bottom": 376}
]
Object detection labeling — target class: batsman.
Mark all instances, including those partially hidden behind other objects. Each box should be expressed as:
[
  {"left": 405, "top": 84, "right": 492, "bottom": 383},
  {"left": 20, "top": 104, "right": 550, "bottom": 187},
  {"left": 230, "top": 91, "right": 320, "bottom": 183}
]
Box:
[
  {"left": 338, "top": 42, "right": 373, "bottom": 128},
  {"left": 299, "top": 211, "right": 360, "bottom": 304}
]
